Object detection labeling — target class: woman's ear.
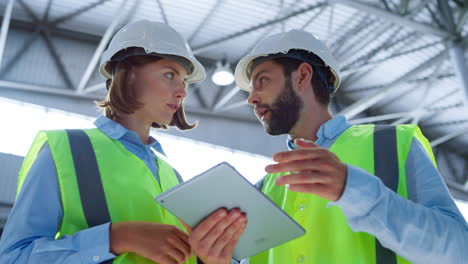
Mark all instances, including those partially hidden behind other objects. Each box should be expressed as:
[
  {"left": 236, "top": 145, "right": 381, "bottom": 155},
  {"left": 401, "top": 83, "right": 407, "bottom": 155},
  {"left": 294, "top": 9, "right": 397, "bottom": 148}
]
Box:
[
  {"left": 128, "top": 66, "right": 141, "bottom": 96},
  {"left": 296, "top": 62, "right": 313, "bottom": 92}
]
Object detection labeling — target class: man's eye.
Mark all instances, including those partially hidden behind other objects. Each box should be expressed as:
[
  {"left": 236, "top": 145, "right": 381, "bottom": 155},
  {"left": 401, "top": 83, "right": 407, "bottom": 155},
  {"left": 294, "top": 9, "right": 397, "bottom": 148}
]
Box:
[
  {"left": 164, "top": 72, "right": 174, "bottom": 79},
  {"left": 260, "top": 77, "right": 268, "bottom": 84}
]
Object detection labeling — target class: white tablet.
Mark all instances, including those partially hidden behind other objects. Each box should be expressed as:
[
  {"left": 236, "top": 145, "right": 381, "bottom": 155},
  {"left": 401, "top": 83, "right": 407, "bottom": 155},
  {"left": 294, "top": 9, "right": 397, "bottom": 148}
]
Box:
[{"left": 155, "top": 162, "right": 305, "bottom": 261}]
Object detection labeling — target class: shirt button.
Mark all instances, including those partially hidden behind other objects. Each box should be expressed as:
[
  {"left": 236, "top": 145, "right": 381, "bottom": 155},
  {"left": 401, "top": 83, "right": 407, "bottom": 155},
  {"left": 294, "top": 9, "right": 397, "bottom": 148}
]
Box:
[
  {"left": 296, "top": 255, "right": 304, "bottom": 263},
  {"left": 93, "top": 256, "right": 100, "bottom": 262},
  {"left": 298, "top": 204, "right": 306, "bottom": 211}
]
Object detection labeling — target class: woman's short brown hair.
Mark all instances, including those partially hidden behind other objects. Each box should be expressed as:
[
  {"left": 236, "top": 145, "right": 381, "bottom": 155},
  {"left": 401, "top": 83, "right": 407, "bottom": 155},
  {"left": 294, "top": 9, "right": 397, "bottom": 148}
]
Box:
[{"left": 96, "top": 53, "right": 196, "bottom": 130}]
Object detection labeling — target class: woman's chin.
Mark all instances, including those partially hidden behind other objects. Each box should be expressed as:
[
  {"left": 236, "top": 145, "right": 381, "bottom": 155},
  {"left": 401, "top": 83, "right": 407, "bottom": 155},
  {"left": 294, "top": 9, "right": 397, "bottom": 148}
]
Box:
[{"left": 154, "top": 117, "right": 172, "bottom": 126}]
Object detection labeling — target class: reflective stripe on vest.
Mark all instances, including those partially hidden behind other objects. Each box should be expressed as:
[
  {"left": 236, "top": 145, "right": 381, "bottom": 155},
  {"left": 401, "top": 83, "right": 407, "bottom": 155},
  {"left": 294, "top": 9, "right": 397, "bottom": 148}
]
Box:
[
  {"left": 67, "top": 129, "right": 112, "bottom": 228},
  {"left": 67, "top": 129, "right": 113, "bottom": 264},
  {"left": 373, "top": 126, "right": 398, "bottom": 264}
]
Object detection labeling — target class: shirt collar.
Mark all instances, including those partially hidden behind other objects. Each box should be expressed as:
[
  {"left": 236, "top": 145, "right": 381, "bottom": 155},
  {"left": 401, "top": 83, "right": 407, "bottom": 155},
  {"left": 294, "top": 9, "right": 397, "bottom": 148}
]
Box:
[
  {"left": 288, "top": 115, "right": 351, "bottom": 149},
  {"left": 93, "top": 115, "right": 159, "bottom": 147}
]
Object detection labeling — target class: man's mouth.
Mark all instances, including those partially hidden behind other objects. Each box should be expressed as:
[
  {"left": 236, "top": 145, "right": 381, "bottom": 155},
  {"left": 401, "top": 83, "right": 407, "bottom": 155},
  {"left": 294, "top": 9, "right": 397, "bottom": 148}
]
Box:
[{"left": 256, "top": 109, "right": 269, "bottom": 121}]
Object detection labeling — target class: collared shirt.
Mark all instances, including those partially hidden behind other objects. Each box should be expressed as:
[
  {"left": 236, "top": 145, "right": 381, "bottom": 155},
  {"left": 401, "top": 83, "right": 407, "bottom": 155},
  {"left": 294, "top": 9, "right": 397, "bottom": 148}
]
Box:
[
  {"left": 247, "top": 115, "right": 468, "bottom": 264},
  {"left": 0, "top": 115, "right": 168, "bottom": 263}
]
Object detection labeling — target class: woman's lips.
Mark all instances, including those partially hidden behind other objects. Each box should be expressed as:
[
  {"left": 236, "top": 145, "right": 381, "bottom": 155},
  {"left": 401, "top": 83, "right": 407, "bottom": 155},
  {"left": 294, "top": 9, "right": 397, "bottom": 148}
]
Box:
[{"left": 167, "top": 104, "right": 179, "bottom": 111}]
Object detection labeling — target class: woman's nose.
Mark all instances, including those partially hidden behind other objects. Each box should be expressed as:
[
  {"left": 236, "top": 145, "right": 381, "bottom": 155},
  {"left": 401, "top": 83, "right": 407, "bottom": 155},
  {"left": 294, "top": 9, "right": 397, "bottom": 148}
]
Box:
[{"left": 175, "top": 82, "right": 187, "bottom": 99}]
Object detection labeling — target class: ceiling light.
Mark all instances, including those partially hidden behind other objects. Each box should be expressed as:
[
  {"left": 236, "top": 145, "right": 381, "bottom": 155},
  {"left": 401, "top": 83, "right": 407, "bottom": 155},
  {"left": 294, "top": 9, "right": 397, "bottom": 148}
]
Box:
[{"left": 212, "top": 60, "right": 234, "bottom": 86}]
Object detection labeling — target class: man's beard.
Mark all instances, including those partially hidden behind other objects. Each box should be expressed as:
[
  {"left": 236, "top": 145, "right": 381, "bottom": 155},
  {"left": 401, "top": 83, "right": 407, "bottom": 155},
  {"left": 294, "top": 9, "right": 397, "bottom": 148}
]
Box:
[{"left": 258, "top": 78, "right": 303, "bottom": 135}]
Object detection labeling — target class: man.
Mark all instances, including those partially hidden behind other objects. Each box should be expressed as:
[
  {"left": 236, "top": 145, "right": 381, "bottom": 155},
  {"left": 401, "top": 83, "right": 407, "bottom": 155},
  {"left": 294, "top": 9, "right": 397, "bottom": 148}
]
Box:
[{"left": 234, "top": 29, "right": 468, "bottom": 264}]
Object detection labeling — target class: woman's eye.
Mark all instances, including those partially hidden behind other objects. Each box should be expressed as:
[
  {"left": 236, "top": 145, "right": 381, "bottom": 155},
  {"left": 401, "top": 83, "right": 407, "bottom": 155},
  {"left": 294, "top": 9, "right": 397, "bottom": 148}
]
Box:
[
  {"left": 259, "top": 77, "right": 268, "bottom": 84},
  {"left": 164, "top": 72, "right": 174, "bottom": 79}
]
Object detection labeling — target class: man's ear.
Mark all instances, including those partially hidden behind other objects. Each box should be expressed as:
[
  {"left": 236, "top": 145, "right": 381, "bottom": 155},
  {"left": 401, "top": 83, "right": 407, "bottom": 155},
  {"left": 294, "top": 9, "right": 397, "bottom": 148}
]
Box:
[{"left": 296, "top": 62, "right": 313, "bottom": 92}]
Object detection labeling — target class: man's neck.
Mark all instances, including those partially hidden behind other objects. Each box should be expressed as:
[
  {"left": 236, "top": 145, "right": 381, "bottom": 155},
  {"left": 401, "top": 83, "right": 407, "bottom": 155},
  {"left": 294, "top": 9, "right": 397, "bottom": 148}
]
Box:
[{"left": 289, "top": 106, "right": 333, "bottom": 142}]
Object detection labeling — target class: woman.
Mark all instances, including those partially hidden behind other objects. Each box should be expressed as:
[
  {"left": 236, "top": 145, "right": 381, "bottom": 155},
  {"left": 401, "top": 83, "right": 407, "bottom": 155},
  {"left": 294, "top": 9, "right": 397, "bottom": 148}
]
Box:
[{"left": 0, "top": 20, "right": 246, "bottom": 264}]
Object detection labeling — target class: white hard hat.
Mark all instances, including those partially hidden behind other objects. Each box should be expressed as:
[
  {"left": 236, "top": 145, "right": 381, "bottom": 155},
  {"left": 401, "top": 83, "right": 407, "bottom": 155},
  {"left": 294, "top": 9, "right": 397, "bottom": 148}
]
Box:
[
  {"left": 100, "top": 20, "right": 206, "bottom": 84},
  {"left": 235, "top": 29, "right": 340, "bottom": 93}
]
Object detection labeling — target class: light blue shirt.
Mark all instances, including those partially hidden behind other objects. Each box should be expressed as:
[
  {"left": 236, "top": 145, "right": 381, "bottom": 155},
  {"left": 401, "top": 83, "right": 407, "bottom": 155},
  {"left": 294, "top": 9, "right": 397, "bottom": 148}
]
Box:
[
  {"left": 248, "top": 115, "right": 468, "bottom": 264},
  {"left": 0, "top": 115, "right": 169, "bottom": 263}
]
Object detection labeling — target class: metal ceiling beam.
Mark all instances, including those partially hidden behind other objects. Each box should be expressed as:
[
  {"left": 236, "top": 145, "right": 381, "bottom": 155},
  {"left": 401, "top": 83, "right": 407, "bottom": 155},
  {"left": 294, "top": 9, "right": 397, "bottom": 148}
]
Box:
[
  {"left": 14, "top": 1, "right": 79, "bottom": 89},
  {"left": 188, "top": 0, "right": 225, "bottom": 43},
  {"left": 448, "top": 44, "right": 468, "bottom": 108},
  {"left": 390, "top": 87, "right": 463, "bottom": 125},
  {"left": 337, "top": 49, "right": 448, "bottom": 119},
  {"left": 369, "top": 92, "right": 462, "bottom": 126},
  {"left": 335, "top": 19, "right": 383, "bottom": 59},
  {"left": 50, "top": 0, "right": 113, "bottom": 26},
  {"left": 191, "top": 85, "right": 209, "bottom": 109},
  {"left": 461, "top": 159, "right": 468, "bottom": 185},
  {"left": 184, "top": 107, "right": 257, "bottom": 124},
  {"left": 399, "top": 0, "right": 410, "bottom": 15},
  {"left": 387, "top": 62, "right": 446, "bottom": 125},
  {"left": 192, "top": 2, "right": 327, "bottom": 55},
  {"left": 349, "top": 111, "right": 413, "bottom": 124},
  {"left": 0, "top": 28, "right": 40, "bottom": 78},
  {"left": 220, "top": 100, "right": 248, "bottom": 112},
  {"left": 42, "top": 30, "right": 74, "bottom": 89},
  {"left": 0, "top": 0, "right": 15, "bottom": 70},
  {"left": 301, "top": 5, "right": 327, "bottom": 30},
  {"left": 155, "top": 0, "right": 169, "bottom": 25},
  {"left": 437, "top": 0, "right": 457, "bottom": 33},
  {"left": 0, "top": 79, "right": 97, "bottom": 99},
  {"left": 451, "top": 154, "right": 468, "bottom": 184},
  {"left": 211, "top": 85, "right": 228, "bottom": 110},
  {"left": 6, "top": 18, "right": 102, "bottom": 43},
  {"left": 380, "top": 0, "right": 392, "bottom": 12},
  {"left": 347, "top": 28, "right": 411, "bottom": 66},
  {"left": 213, "top": 86, "right": 241, "bottom": 111},
  {"left": 77, "top": 0, "right": 127, "bottom": 93},
  {"left": 0, "top": 201, "right": 13, "bottom": 208},
  {"left": 84, "top": 82, "right": 105, "bottom": 93},
  {"left": 408, "top": 0, "right": 431, "bottom": 16},
  {"left": 351, "top": 72, "right": 455, "bottom": 110},
  {"left": 330, "top": 0, "right": 453, "bottom": 39},
  {"left": 408, "top": 62, "right": 445, "bottom": 124},
  {"left": 326, "top": 4, "right": 334, "bottom": 45},
  {"left": 431, "top": 127, "right": 468, "bottom": 147},
  {"left": 237, "top": 0, "right": 307, "bottom": 61},
  {"left": 1, "top": 18, "right": 218, "bottom": 92},
  {"left": 17, "top": 0, "right": 39, "bottom": 23},
  {"left": 420, "top": 117, "right": 468, "bottom": 129},
  {"left": 445, "top": 178, "right": 468, "bottom": 201},
  {"left": 343, "top": 38, "right": 443, "bottom": 73},
  {"left": 330, "top": 15, "right": 371, "bottom": 54},
  {"left": 342, "top": 33, "right": 466, "bottom": 106},
  {"left": 340, "top": 22, "right": 397, "bottom": 68},
  {"left": 427, "top": 102, "right": 464, "bottom": 113},
  {"left": 439, "top": 149, "right": 463, "bottom": 184},
  {"left": 0, "top": 79, "right": 258, "bottom": 124},
  {"left": 425, "top": 3, "right": 447, "bottom": 31},
  {"left": 456, "top": 8, "right": 468, "bottom": 33},
  {"left": 435, "top": 0, "right": 468, "bottom": 126},
  {"left": 42, "top": 0, "right": 53, "bottom": 22}
]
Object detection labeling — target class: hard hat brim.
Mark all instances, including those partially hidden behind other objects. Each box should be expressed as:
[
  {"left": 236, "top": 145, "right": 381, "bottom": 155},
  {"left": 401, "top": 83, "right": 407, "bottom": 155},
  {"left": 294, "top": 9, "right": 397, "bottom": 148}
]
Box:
[{"left": 100, "top": 46, "right": 206, "bottom": 84}]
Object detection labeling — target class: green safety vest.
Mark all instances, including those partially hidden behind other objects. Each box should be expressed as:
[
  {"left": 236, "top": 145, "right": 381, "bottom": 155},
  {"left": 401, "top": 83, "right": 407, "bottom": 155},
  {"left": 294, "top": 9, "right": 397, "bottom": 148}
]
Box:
[
  {"left": 17, "top": 128, "right": 197, "bottom": 264},
  {"left": 250, "top": 124, "right": 436, "bottom": 264}
]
